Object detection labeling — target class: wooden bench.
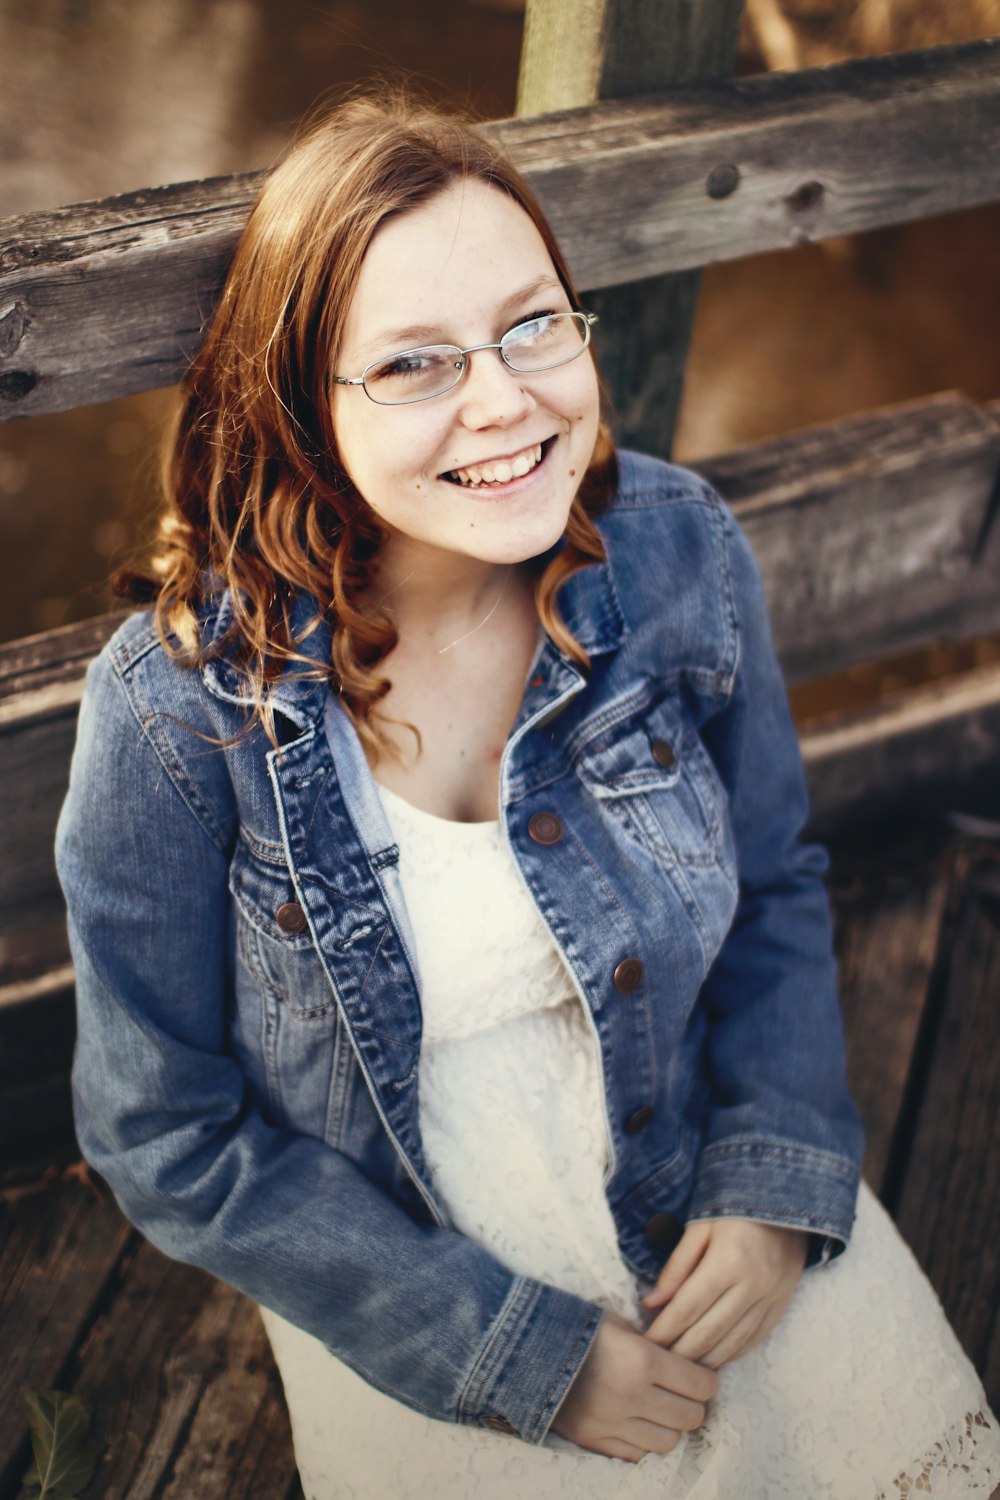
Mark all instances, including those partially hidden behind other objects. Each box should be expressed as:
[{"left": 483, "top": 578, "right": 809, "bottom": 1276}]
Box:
[{"left": 2, "top": 20, "right": 1000, "bottom": 1497}]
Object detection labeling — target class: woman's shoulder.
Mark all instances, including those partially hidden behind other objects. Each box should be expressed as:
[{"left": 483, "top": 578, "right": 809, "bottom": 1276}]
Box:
[{"left": 88, "top": 600, "right": 230, "bottom": 728}]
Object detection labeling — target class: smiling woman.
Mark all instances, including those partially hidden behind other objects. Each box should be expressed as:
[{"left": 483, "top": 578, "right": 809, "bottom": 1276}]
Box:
[
  {"left": 330, "top": 180, "right": 600, "bottom": 575},
  {"left": 55, "top": 90, "right": 1000, "bottom": 1500}
]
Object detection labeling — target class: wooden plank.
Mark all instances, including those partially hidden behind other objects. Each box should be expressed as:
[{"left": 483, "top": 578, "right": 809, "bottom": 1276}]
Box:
[
  {"left": 829, "top": 831, "right": 952, "bottom": 1196},
  {"left": 701, "top": 392, "right": 1000, "bottom": 683},
  {"left": 0, "top": 612, "right": 122, "bottom": 710},
  {"left": 0, "top": 711, "right": 86, "bottom": 939},
  {"left": 0, "top": 394, "right": 996, "bottom": 937},
  {"left": 3, "top": 39, "right": 1000, "bottom": 419},
  {"left": 50, "top": 1241, "right": 299, "bottom": 1500},
  {"left": 517, "top": 0, "right": 744, "bottom": 456},
  {"left": 801, "top": 658, "right": 1000, "bottom": 833},
  {"left": 892, "top": 847, "right": 1000, "bottom": 1406},
  {"left": 0, "top": 983, "right": 76, "bottom": 1179},
  {"left": 0, "top": 1181, "right": 133, "bottom": 1497}
]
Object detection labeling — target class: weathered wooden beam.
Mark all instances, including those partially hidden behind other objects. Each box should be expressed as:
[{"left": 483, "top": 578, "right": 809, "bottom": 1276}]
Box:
[
  {"left": 832, "top": 842, "right": 951, "bottom": 1197},
  {"left": 801, "top": 659, "right": 1000, "bottom": 833},
  {"left": 0, "top": 1183, "right": 301, "bottom": 1500},
  {"left": 0, "top": 1184, "right": 133, "bottom": 1496},
  {"left": 519, "top": 0, "right": 745, "bottom": 458},
  {"left": 2, "top": 39, "right": 999, "bottom": 420},
  {"left": 1, "top": 392, "right": 998, "bottom": 941},
  {"left": 891, "top": 848, "right": 1000, "bottom": 1402},
  {"left": 702, "top": 392, "right": 1000, "bottom": 682}
]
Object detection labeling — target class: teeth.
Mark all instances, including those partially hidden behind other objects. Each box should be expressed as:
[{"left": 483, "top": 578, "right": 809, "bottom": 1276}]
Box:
[{"left": 449, "top": 442, "right": 545, "bottom": 488}]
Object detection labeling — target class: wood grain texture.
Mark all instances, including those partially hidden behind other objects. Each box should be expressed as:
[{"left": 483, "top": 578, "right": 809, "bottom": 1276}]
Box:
[
  {"left": 892, "top": 847, "right": 1000, "bottom": 1408},
  {"left": 702, "top": 391, "right": 1000, "bottom": 682},
  {"left": 3, "top": 41, "right": 999, "bottom": 419},
  {"left": 518, "top": 0, "right": 744, "bottom": 455},
  {"left": 830, "top": 835, "right": 951, "bottom": 1196},
  {"left": 801, "top": 658, "right": 1000, "bottom": 832},
  {"left": 0, "top": 1181, "right": 132, "bottom": 1497},
  {"left": 52, "top": 1241, "right": 298, "bottom": 1500},
  {"left": 0, "top": 393, "right": 996, "bottom": 935}
]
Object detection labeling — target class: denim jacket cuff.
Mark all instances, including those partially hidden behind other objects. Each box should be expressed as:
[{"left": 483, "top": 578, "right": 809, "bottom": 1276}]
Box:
[
  {"left": 458, "top": 1277, "right": 602, "bottom": 1444},
  {"left": 687, "top": 1136, "right": 861, "bottom": 1256}
]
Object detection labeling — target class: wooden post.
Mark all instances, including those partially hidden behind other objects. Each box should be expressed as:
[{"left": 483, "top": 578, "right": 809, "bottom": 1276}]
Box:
[{"left": 517, "top": 0, "right": 745, "bottom": 455}]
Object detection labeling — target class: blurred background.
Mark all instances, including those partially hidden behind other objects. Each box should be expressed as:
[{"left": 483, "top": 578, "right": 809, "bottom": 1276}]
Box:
[{"left": 1, "top": 0, "right": 999, "bottom": 716}]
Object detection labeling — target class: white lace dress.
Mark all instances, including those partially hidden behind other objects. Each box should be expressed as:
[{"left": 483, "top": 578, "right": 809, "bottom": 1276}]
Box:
[{"left": 260, "top": 787, "right": 1000, "bottom": 1500}]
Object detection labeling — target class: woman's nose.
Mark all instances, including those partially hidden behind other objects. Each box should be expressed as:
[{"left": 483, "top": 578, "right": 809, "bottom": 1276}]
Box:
[{"left": 456, "top": 348, "right": 536, "bottom": 428}]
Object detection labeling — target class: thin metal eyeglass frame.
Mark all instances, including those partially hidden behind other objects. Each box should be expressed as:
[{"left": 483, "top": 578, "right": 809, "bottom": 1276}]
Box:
[{"left": 330, "top": 310, "right": 599, "bottom": 406}]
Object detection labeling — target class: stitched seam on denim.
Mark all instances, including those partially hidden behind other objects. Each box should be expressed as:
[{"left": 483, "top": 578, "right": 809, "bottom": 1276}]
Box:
[
  {"left": 698, "top": 1137, "right": 860, "bottom": 1182},
  {"left": 238, "top": 827, "right": 286, "bottom": 864},
  {"left": 111, "top": 658, "right": 232, "bottom": 854},
  {"left": 535, "top": 1305, "right": 604, "bottom": 1442},
  {"left": 457, "top": 1276, "right": 533, "bottom": 1423},
  {"left": 369, "top": 844, "right": 400, "bottom": 872},
  {"left": 610, "top": 484, "right": 717, "bottom": 512},
  {"left": 239, "top": 918, "right": 335, "bottom": 1021},
  {"left": 702, "top": 485, "right": 740, "bottom": 691},
  {"left": 109, "top": 618, "right": 160, "bottom": 673}
]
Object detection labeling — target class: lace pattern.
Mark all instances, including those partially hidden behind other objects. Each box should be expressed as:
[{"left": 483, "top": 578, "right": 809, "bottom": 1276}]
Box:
[{"left": 259, "top": 789, "right": 1000, "bottom": 1498}]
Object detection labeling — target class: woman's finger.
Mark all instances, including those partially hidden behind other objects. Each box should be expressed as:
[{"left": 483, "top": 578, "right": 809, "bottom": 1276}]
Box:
[
  {"left": 642, "top": 1221, "right": 713, "bottom": 1309},
  {"left": 601, "top": 1438, "right": 652, "bottom": 1464},
  {"left": 644, "top": 1255, "right": 735, "bottom": 1346},
  {"left": 722, "top": 1298, "right": 789, "bottom": 1365},
  {"left": 695, "top": 1296, "right": 769, "bottom": 1368},
  {"left": 624, "top": 1416, "right": 685, "bottom": 1457},
  {"left": 666, "top": 1284, "right": 754, "bottom": 1364}
]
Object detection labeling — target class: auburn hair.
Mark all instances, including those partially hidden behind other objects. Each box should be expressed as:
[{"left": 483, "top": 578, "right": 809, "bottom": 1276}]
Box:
[{"left": 121, "top": 89, "right": 617, "bottom": 755}]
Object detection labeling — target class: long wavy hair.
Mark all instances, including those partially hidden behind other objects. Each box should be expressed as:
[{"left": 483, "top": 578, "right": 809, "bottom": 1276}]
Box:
[{"left": 122, "top": 90, "right": 617, "bottom": 755}]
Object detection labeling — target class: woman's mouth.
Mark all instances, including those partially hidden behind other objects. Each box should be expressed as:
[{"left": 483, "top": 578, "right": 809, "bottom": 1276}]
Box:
[{"left": 441, "top": 438, "right": 554, "bottom": 489}]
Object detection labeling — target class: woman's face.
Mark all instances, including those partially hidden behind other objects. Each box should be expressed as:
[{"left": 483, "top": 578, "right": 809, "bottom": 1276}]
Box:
[{"left": 331, "top": 178, "right": 601, "bottom": 572}]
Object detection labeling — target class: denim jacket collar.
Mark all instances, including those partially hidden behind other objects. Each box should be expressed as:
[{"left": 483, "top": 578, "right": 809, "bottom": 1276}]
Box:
[{"left": 198, "top": 541, "right": 629, "bottom": 727}]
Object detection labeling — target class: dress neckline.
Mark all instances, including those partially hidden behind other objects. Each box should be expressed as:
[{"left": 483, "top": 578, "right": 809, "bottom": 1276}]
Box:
[{"left": 375, "top": 780, "right": 500, "bottom": 832}]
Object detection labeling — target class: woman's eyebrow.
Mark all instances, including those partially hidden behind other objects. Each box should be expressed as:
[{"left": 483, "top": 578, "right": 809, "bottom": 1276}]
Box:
[{"left": 353, "top": 274, "right": 565, "bottom": 360}]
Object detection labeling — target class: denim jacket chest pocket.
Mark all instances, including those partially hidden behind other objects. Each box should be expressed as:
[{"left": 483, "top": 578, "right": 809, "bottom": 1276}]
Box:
[
  {"left": 227, "top": 835, "right": 350, "bottom": 1137},
  {"left": 229, "top": 836, "right": 335, "bottom": 1019},
  {"left": 573, "top": 698, "right": 739, "bottom": 973},
  {"left": 574, "top": 698, "right": 727, "bottom": 868}
]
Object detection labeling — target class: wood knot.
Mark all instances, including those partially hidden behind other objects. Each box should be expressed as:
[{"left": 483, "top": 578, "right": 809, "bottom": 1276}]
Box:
[
  {"left": 0, "top": 302, "right": 29, "bottom": 357},
  {"left": 0, "top": 369, "right": 37, "bottom": 401},
  {"left": 786, "top": 180, "right": 825, "bottom": 212},
  {"left": 706, "top": 164, "right": 741, "bottom": 200}
]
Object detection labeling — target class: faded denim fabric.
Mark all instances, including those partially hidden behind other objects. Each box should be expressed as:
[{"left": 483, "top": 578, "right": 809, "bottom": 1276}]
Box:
[{"left": 57, "top": 451, "right": 863, "bottom": 1442}]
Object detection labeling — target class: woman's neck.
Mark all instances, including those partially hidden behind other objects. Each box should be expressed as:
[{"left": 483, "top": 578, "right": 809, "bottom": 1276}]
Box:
[{"left": 370, "top": 536, "right": 530, "bottom": 655}]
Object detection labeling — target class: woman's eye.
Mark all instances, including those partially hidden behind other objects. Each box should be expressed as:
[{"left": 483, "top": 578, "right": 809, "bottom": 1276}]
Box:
[
  {"left": 372, "top": 351, "right": 435, "bottom": 382},
  {"left": 509, "top": 311, "right": 558, "bottom": 343}
]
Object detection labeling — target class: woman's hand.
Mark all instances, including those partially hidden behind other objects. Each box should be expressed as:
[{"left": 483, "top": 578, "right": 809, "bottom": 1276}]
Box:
[
  {"left": 550, "top": 1313, "right": 719, "bottom": 1462},
  {"left": 642, "top": 1218, "right": 808, "bottom": 1369}
]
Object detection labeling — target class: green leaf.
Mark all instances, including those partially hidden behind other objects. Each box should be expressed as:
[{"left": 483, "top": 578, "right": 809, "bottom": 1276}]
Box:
[{"left": 21, "top": 1390, "right": 98, "bottom": 1500}]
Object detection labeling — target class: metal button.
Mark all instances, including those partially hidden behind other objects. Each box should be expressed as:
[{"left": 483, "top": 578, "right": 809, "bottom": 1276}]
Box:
[
  {"left": 651, "top": 738, "right": 676, "bottom": 769},
  {"left": 483, "top": 1417, "right": 516, "bottom": 1434},
  {"left": 276, "top": 902, "right": 308, "bottom": 934},
  {"left": 613, "top": 958, "right": 644, "bottom": 993},
  {"left": 625, "top": 1106, "right": 654, "bottom": 1135},
  {"left": 644, "top": 1211, "right": 683, "bottom": 1253},
  {"left": 528, "top": 812, "right": 564, "bottom": 846}
]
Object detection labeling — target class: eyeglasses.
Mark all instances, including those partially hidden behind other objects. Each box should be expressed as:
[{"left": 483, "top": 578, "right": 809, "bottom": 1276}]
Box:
[{"left": 331, "top": 310, "right": 598, "bottom": 406}]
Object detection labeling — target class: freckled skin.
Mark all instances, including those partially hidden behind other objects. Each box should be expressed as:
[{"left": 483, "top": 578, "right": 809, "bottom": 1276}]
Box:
[{"left": 331, "top": 178, "right": 600, "bottom": 574}]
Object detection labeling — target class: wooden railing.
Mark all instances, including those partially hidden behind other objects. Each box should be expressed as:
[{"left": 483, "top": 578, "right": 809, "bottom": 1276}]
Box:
[{"left": 1, "top": 38, "right": 999, "bottom": 1019}]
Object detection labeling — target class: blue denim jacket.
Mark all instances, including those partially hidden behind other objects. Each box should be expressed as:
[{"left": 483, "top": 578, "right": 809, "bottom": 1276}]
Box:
[{"left": 57, "top": 450, "right": 863, "bottom": 1444}]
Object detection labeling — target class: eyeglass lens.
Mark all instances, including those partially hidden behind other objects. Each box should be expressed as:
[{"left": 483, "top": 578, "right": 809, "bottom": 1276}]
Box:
[{"left": 362, "top": 312, "right": 591, "bottom": 404}]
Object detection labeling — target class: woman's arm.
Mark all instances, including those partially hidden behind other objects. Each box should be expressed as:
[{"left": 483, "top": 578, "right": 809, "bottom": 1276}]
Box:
[
  {"left": 57, "top": 647, "right": 601, "bottom": 1443},
  {"left": 688, "top": 500, "right": 865, "bottom": 1259}
]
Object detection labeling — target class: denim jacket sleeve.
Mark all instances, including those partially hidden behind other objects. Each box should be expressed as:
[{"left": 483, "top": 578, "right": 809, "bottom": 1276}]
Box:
[
  {"left": 689, "top": 501, "right": 864, "bottom": 1259},
  {"left": 57, "top": 647, "right": 601, "bottom": 1442}
]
